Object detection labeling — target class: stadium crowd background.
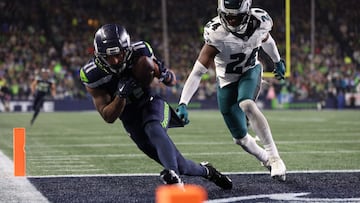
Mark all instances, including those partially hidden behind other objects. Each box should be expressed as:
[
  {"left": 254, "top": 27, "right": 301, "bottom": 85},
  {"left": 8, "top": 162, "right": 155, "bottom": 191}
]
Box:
[{"left": 1, "top": 0, "right": 359, "bottom": 110}]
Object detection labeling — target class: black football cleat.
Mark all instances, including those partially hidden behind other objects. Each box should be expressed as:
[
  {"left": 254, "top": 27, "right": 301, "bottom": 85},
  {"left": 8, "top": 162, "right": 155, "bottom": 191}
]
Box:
[
  {"left": 160, "top": 169, "right": 184, "bottom": 187},
  {"left": 201, "top": 162, "right": 232, "bottom": 190}
]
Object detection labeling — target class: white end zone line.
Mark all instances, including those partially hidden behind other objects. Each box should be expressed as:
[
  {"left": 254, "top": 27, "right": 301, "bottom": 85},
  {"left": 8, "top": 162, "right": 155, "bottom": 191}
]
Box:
[
  {"left": 0, "top": 150, "right": 49, "bottom": 203},
  {"left": 26, "top": 169, "right": 360, "bottom": 178}
]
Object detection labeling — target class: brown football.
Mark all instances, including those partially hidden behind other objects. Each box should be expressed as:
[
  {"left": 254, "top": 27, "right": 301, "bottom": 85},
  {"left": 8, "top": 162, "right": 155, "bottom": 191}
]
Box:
[{"left": 132, "top": 56, "right": 155, "bottom": 87}]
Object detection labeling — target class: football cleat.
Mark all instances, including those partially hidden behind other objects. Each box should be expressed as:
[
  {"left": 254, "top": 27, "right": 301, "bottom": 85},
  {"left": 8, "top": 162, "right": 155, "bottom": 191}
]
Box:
[
  {"left": 267, "top": 157, "right": 286, "bottom": 181},
  {"left": 261, "top": 160, "right": 271, "bottom": 172},
  {"left": 160, "top": 169, "right": 184, "bottom": 187},
  {"left": 200, "top": 162, "right": 232, "bottom": 190}
]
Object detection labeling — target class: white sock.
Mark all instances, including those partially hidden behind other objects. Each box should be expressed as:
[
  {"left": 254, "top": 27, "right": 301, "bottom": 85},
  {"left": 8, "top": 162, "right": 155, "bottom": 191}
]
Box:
[
  {"left": 240, "top": 100, "right": 280, "bottom": 158},
  {"left": 234, "top": 134, "right": 268, "bottom": 163}
]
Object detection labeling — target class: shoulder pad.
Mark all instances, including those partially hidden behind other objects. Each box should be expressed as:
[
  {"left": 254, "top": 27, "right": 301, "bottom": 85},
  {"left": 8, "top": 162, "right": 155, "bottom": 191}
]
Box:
[
  {"left": 131, "top": 41, "right": 153, "bottom": 57},
  {"left": 80, "top": 59, "right": 112, "bottom": 88},
  {"left": 203, "top": 17, "right": 224, "bottom": 47},
  {"left": 250, "top": 8, "right": 273, "bottom": 31}
]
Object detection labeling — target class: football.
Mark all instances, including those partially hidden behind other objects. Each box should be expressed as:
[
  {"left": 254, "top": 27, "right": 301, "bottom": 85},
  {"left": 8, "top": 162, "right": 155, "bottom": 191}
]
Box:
[{"left": 132, "top": 56, "right": 155, "bottom": 87}]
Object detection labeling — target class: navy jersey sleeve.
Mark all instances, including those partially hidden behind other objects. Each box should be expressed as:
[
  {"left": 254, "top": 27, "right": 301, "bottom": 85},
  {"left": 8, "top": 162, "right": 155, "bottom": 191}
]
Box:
[
  {"left": 131, "top": 41, "right": 154, "bottom": 58},
  {"left": 80, "top": 59, "right": 114, "bottom": 89}
]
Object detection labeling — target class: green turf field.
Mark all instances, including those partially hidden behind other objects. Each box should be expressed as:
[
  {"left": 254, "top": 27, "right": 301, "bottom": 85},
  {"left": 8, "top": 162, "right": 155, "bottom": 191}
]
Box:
[{"left": 0, "top": 110, "right": 359, "bottom": 176}]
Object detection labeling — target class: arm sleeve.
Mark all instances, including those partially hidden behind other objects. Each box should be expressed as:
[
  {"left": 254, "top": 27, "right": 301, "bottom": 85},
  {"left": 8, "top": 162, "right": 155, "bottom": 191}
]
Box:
[
  {"left": 261, "top": 34, "right": 281, "bottom": 63},
  {"left": 179, "top": 60, "right": 208, "bottom": 105}
]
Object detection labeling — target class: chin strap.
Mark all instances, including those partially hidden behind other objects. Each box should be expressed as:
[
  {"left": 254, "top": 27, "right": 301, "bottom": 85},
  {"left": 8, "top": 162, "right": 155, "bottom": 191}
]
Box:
[{"left": 94, "top": 56, "right": 110, "bottom": 73}]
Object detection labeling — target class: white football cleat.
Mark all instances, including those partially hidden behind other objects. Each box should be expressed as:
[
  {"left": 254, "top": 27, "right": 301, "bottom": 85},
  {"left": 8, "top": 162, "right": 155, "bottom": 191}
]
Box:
[
  {"left": 268, "top": 157, "right": 286, "bottom": 181},
  {"left": 261, "top": 160, "right": 271, "bottom": 172}
]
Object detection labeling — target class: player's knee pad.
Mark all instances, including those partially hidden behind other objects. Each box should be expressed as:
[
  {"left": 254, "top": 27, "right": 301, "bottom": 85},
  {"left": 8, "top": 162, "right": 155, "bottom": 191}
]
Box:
[{"left": 239, "top": 99, "right": 256, "bottom": 115}]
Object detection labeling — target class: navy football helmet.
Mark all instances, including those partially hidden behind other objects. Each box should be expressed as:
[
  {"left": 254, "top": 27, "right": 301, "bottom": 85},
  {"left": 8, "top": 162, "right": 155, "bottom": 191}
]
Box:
[
  {"left": 218, "top": 0, "right": 252, "bottom": 34},
  {"left": 93, "top": 24, "right": 132, "bottom": 76}
]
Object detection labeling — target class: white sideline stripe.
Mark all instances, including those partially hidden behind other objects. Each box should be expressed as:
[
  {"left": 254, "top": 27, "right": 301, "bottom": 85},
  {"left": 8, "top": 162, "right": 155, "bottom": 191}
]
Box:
[
  {"left": 25, "top": 140, "right": 360, "bottom": 148},
  {"left": 0, "top": 150, "right": 49, "bottom": 203},
  {"left": 27, "top": 169, "right": 360, "bottom": 178},
  {"left": 26, "top": 149, "right": 360, "bottom": 160}
]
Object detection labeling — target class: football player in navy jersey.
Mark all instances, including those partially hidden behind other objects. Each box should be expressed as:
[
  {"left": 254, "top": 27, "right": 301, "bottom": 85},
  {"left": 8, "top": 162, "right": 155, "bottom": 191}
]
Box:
[
  {"left": 80, "top": 24, "right": 232, "bottom": 189},
  {"left": 30, "top": 68, "right": 56, "bottom": 125},
  {"left": 176, "top": 0, "right": 287, "bottom": 181}
]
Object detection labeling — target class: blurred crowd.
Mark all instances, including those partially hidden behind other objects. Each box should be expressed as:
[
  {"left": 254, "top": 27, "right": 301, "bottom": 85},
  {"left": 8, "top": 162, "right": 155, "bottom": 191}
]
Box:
[{"left": 0, "top": 0, "right": 359, "bottom": 108}]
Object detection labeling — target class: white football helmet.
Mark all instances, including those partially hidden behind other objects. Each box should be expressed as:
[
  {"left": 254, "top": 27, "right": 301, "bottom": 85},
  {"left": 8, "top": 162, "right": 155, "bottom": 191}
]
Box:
[{"left": 218, "top": 0, "right": 252, "bottom": 34}]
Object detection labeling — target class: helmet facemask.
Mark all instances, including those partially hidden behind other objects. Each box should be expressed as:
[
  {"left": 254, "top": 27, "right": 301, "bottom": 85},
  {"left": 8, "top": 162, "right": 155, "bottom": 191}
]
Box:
[
  {"left": 218, "top": 0, "right": 252, "bottom": 34},
  {"left": 94, "top": 48, "right": 132, "bottom": 77}
]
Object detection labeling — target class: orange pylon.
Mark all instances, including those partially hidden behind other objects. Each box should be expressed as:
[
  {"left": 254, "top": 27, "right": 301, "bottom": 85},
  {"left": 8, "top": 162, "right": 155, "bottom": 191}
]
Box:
[{"left": 13, "top": 127, "right": 26, "bottom": 176}]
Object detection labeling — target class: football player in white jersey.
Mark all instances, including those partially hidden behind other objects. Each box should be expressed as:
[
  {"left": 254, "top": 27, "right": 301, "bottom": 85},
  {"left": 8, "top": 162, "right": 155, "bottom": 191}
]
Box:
[{"left": 176, "top": 0, "right": 286, "bottom": 181}]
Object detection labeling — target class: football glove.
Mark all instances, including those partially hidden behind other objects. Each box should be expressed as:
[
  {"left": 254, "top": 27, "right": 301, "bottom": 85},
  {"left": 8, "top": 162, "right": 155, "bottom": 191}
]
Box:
[
  {"left": 116, "top": 77, "right": 136, "bottom": 98},
  {"left": 273, "top": 59, "right": 286, "bottom": 80},
  {"left": 176, "top": 103, "right": 190, "bottom": 125},
  {"left": 154, "top": 58, "right": 173, "bottom": 84}
]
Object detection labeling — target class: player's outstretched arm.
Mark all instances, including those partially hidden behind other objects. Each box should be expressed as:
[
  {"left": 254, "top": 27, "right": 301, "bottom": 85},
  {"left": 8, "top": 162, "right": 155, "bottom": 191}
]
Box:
[
  {"left": 261, "top": 33, "right": 285, "bottom": 80},
  {"left": 177, "top": 44, "right": 216, "bottom": 124}
]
